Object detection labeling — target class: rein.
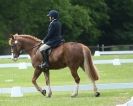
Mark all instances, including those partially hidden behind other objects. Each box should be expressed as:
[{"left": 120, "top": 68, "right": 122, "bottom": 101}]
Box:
[{"left": 25, "top": 42, "right": 42, "bottom": 52}]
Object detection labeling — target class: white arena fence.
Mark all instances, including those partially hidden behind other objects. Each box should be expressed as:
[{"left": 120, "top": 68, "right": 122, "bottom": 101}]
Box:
[
  {"left": 0, "top": 54, "right": 30, "bottom": 59},
  {"left": 0, "top": 53, "right": 133, "bottom": 69},
  {"left": 0, "top": 59, "right": 133, "bottom": 69},
  {"left": 94, "top": 50, "right": 133, "bottom": 56},
  {"left": 0, "top": 54, "right": 30, "bottom": 69},
  {"left": 0, "top": 62, "right": 32, "bottom": 69}
]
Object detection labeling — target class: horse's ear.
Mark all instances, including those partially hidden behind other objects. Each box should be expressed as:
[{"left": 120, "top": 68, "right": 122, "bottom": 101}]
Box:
[
  {"left": 8, "top": 38, "right": 12, "bottom": 45},
  {"left": 8, "top": 34, "right": 13, "bottom": 45},
  {"left": 14, "top": 33, "right": 18, "bottom": 36},
  {"left": 10, "top": 34, "right": 14, "bottom": 40}
]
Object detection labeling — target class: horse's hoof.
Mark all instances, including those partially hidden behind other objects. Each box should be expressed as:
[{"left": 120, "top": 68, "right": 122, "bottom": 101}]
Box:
[
  {"left": 71, "top": 93, "right": 78, "bottom": 98},
  {"left": 47, "top": 92, "right": 52, "bottom": 98},
  {"left": 41, "top": 89, "right": 46, "bottom": 96},
  {"left": 47, "top": 95, "right": 52, "bottom": 98},
  {"left": 95, "top": 92, "right": 100, "bottom": 97},
  {"left": 47, "top": 95, "right": 51, "bottom": 98}
]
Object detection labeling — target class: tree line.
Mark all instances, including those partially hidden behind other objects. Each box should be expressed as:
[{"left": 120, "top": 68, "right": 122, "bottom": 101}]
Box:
[{"left": 0, "top": 0, "right": 133, "bottom": 54}]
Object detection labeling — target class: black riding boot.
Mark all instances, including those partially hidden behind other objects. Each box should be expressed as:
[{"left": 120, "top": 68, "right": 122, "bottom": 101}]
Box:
[{"left": 39, "top": 50, "right": 49, "bottom": 69}]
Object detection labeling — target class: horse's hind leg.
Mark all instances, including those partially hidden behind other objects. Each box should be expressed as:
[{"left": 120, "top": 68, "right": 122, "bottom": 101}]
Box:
[
  {"left": 91, "top": 80, "right": 100, "bottom": 97},
  {"left": 69, "top": 67, "right": 80, "bottom": 97},
  {"left": 43, "top": 70, "right": 52, "bottom": 97},
  {"left": 83, "top": 46, "right": 100, "bottom": 97},
  {"left": 81, "top": 65, "right": 100, "bottom": 97}
]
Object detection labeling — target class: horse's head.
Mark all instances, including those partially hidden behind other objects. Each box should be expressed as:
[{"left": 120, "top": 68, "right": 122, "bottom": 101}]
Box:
[{"left": 9, "top": 34, "right": 23, "bottom": 61}]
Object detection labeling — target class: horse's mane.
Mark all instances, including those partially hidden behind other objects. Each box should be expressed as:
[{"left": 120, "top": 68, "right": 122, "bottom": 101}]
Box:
[
  {"left": 9, "top": 34, "right": 41, "bottom": 45},
  {"left": 14, "top": 34, "right": 41, "bottom": 42}
]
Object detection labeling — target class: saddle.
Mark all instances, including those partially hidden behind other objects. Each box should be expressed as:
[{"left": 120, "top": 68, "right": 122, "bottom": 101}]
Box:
[{"left": 47, "top": 42, "right": 64, "bottom": 56}]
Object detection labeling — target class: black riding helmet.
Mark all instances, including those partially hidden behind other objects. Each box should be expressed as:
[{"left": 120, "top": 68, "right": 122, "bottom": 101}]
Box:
[{"left": 47, "top": 10, "right": 59, "bottom": 19}]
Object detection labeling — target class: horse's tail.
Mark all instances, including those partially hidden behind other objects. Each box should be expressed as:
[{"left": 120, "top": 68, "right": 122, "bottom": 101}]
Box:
[{"left": 82, "top": 46, "right": 99, "bottom": 81}]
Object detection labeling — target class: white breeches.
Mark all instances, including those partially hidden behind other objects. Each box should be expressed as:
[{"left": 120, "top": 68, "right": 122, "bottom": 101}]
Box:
[{"left": 39, "top": 44, "right": 51, "bottom": 52}]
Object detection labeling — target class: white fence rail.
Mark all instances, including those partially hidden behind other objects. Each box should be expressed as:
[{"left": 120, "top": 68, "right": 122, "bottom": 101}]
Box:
[
  {"left": 0, "top": 52, "right": 133, "bottom": 69},
  {"left": 94, "top": 51, "right": 133, "bottom": 56},
  {"left": 0, "top": 54, "right": 30, "bottom": 59},
  {"left": 94, "top": 59, "right": 133, "bottom": 65},
  {"left": 1, "top": 51, "right": 133, "bottom": 59},
  {"left": 0, "top": 59, "right": 133, "bottom": 69},
  {"left": 0, "top": 63, "right": 32, "bottom": 69}
]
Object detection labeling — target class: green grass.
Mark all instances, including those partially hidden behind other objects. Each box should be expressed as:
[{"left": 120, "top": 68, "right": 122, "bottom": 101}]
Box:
[
  {"left": 0, "top": 64, "right": 133, "bottom": 87},
  {"left": 0, "top": 55, "right": 133, "bottom": 106},
  {"left": 0, "top": 89, "right": 133, "bottom": 106}
]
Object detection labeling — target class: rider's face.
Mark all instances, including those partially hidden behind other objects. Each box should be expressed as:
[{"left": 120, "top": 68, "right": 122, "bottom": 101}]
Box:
[
  {"left": 49, "top": 17, "right": 54, "bottom": 22},
  {"left": 49, "top": 17, "right": 52, "bottom": 21}
]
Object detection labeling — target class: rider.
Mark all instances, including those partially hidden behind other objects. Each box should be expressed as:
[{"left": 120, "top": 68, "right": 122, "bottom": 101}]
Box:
[{"left": 39, "top": 10, "right": 64, "bottom": 69}]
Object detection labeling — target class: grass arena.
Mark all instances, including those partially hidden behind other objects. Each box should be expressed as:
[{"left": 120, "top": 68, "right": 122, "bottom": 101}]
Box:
[{"left": 0, "top": 54, "right": 133, "bottom": 106}]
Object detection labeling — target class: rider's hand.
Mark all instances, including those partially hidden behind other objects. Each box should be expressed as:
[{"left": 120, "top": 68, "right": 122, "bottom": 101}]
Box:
[{"left": 41, "top": 40, "right": 44, "bottom": 44}]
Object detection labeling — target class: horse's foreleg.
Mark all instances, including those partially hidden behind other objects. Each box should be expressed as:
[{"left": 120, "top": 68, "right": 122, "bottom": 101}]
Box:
[
  {"left": 32, "top": 68, "right": 44, "bottom": 94},
  {"left": 71, "top": 83, "right": 79, "bottom": 97},
  {"left": 69, "top": 67, "right": 80, "bottom": 97},
  {"left": 43, "top": 70, "right": 52, "bottom": 97}
]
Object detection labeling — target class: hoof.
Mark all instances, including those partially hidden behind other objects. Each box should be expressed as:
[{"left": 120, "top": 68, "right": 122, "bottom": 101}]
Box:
[
  {"left": 47, "top": 92, "right": 52, "bottom": 98},
  {"left": 47, "top": 95, "right": 51, "bottom": 98},
  {"left": 95, "top": 92, "right": 100, "bottom": 97},
  {"left": 71, "top": 93, "right": 78, "bottom": 98},
  {"left": 41, "top": 89, "right": 46, "bottom": 96}
]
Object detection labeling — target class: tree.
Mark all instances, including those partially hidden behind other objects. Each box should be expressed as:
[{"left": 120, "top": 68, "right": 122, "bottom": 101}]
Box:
[
  {"left": 100, "top": 0, "right": 133, "bottom": 45},
  {"left": 0, "top": 0, "right": 133, "bottom": 54},
  {"left": 70, "top": 0, "right": 109, "bottom": 44}
]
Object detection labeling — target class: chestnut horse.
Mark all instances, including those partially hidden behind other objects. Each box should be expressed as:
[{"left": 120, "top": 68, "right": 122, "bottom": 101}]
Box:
[{"left": 9, "top": 34, "right": 100, "bottom": 97}]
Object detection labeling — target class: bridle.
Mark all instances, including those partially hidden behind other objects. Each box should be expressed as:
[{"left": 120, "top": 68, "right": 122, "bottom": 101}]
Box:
[
  {"left": 10, "top": 41, "right": 22, "bottom": 60},
  {"left": 11, "top": 40, "right": 42, "bottom": 60}
]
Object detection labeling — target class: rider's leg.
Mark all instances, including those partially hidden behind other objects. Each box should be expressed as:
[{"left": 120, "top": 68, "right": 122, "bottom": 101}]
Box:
[
  {"left": 40, "top": 50, "right": 49, "bottom": 68},
  {"left": 39, "top": 44, "right": 51, "bottom": 69}
]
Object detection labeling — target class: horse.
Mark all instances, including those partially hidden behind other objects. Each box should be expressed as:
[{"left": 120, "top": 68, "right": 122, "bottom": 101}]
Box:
[{"left": 9, "top": 34, "right": 100, "bottom": 97}]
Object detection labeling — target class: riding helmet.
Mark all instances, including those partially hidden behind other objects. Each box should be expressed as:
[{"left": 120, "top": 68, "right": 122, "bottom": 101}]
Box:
[{"left": 47, "top": 10, "right": 59, "bottom": 19}]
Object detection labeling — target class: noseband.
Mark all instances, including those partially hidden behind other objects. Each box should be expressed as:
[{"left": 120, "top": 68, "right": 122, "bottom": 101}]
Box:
[{"left": 11, "top": 41, "right": 42, "bottom": 56}]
